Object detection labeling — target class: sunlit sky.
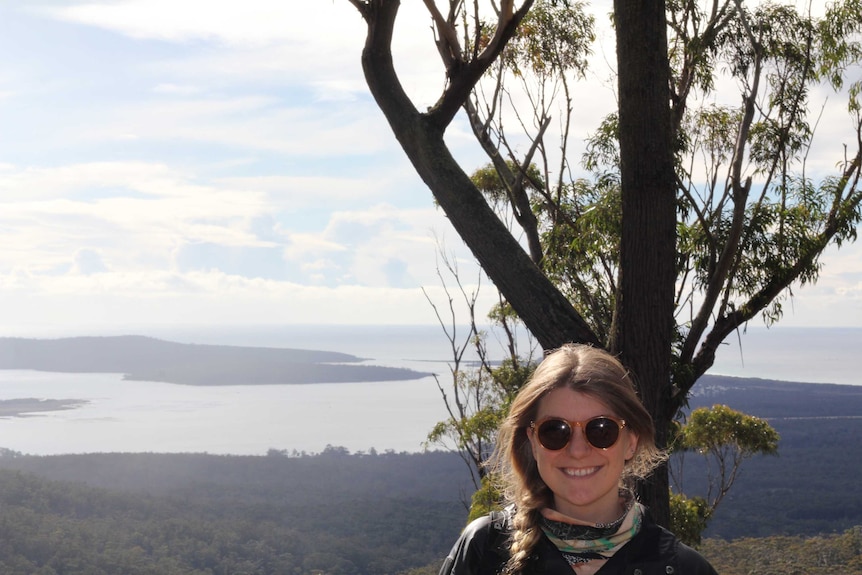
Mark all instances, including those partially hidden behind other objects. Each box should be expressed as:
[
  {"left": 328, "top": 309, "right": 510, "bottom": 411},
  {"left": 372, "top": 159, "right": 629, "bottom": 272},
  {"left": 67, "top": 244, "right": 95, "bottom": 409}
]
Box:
[{"left": 0, "top": 1, "right": 859, "bottom": 335}]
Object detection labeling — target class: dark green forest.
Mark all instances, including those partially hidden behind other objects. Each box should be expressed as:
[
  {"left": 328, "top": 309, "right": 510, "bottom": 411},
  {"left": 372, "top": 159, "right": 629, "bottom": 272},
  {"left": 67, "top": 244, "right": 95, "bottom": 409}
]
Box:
[
  {"left": 0, "top": 376, "right": 859, "bottom": 573},
  {"left": 0, "top": 450, "right": 467, "bottom": 575},
  {"left": 0, "top": 445, "right": 860, "bottom": 574}
]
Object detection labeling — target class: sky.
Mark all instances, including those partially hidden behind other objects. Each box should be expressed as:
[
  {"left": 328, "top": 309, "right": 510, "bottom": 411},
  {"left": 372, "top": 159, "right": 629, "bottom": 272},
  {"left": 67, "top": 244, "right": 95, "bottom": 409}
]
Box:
[{"left": 0, "top": 0, "right": 859, "bottom": 336}]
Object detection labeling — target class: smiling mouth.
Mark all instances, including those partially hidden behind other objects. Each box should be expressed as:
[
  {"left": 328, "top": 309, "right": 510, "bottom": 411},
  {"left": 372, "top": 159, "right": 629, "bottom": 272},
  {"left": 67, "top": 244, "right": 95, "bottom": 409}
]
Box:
[{"left": 563, "top": 466, "right": 600, "bottom": 477}]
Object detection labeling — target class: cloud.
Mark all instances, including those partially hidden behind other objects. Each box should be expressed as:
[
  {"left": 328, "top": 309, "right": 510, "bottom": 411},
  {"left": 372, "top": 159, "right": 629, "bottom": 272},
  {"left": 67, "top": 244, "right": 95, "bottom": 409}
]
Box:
[
  {"left": 214, "top": 174, "right": 406, "bottom": 210},
  {"left": 1, "top": 0, "right": 855, "bottom": 335},
  {"left": 72, "top": 248, "right": 109, "bottom": 275},
  {"left": 172, "top": 241, "right": 293, "bottom": 281},
  {"left": 152, "top": 83, "right": 202, "bottom": 96},
  {"left": 38, "top": 1, "right": 445, "bottom": 104},
  {"left": 273, "top": 201, "right": 474, "bottom": 289},
  {"left": 382, "top": 258, "right": 412, "bottom": 289},
  {"left": 0, "top": 161, "right": 271, "bottom": 277},
  {"left": 46, "top": 1, "right": 323, "bottom": 46},
  {"left": 0, "top": 269, "right": 498, "bottom": 332},
  {"left": 0, "top": 156, "right": 474, "bottom": 299}
]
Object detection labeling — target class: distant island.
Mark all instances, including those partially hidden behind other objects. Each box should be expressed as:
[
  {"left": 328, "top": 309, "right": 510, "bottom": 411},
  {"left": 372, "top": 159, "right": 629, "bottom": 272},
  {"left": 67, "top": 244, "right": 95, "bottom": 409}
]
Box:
[
  {"left": 0, "top": 336, "right": 431, "bottom": 386},
  {"left": 0, "top": 397, "right": 88, "bottom": 418}
]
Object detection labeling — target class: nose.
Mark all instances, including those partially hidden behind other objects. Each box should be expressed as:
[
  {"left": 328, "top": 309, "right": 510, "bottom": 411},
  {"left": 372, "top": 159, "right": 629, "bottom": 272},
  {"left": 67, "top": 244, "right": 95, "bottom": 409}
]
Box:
[{"left": 565, "top": 423, "right": 593, "bottom": 457}]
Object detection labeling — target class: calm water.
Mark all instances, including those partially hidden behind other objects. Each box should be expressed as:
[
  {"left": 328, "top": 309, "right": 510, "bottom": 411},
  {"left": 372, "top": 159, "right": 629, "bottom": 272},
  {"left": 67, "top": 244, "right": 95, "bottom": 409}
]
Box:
[{"left": 0, "top": 325, "right": 857, "bottom": 456}]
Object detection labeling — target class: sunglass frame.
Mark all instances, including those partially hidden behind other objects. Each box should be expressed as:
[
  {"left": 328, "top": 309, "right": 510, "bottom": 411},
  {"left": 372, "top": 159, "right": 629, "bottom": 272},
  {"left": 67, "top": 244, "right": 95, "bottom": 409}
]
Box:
[{"left": 530, "top": 415, "right": 627, "bottom": 451}]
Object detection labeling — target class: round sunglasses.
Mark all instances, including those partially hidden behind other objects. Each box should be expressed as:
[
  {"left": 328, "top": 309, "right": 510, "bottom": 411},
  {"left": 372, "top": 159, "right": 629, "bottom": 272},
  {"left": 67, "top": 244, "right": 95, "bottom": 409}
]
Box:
[{"left": 530, "top": 416, "right": 627, "bottom": 450}]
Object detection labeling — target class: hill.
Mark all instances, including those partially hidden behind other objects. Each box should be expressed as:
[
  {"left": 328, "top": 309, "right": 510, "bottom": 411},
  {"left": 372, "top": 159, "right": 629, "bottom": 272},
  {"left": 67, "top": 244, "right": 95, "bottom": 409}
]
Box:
[
  {"left": 0, "top": 335, "right": 430, "bottom": 385},
  {"left": 0, "top": 449, "right": 468, "bottom": 575},
  {"left": 0, "top": 441, "right": 859, "bottom": 574},
  {"left": 0, "top": 370, "right": 859, "bottom": 572}
]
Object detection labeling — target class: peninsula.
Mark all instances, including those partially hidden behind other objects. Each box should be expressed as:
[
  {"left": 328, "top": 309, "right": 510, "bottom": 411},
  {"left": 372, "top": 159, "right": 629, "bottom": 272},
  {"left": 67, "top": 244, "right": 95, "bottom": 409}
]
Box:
[{"left": 0, "top": 336, "right": 431, "bottom": 386}]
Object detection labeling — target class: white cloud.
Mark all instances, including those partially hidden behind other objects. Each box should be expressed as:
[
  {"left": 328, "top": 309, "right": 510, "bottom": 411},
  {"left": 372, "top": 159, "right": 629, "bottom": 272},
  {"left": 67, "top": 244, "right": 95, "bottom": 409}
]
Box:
[
  {"left": 283, "top": 233, "right": 347, "bottom": 260},
  {"left": 752, "top": 241, "right": 862, "bottom": 327},
  {"left": 214, "top": 175, "right": 397, "bottom": 208},
  {"left": 47, "top": 1, "right": 326, "bottom": 46},
  {"left": 73, "top": 94, "right": 396, "bottom": 157},
  {"left": 0, "top": 269, "right": 498, "bottom": 332},
  {"left": 0, "top": 162, "right": 272, "bottom": 275},
  {"left": 0, "top": 0, "right": 855, "bottom": 334},
  {"left": 0, "top": 154, "right": 474, "bottom": 300},
  {"left": 38, "top": 0, "right": 446, "bottom": 104},
  {"left": 72, "top": 248, "right": 109, "bottom": 275},
  {"left": 152, "top": 83, "right": 202, "bottom": 96},
  {"left": 278, "top": 202, "right": 475, "bottom": 289},
  {"left": 0, "top": 161, "right": 174, "bottom": 200}
]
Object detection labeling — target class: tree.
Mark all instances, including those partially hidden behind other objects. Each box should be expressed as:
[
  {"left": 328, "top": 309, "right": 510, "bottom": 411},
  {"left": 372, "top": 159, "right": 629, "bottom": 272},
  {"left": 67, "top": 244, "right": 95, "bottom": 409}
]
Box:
[
  {"left": 422, "top": 248, "right": 536, "bottom": 495},
  {"left": 613, "top": 0, "right": 678, "bottom": 525},
  {"left": 669, "top": 404, "right": 780, "bottom": 545},
  {"left": 347, "top": 0, "right": 862, "bottom": 523}
]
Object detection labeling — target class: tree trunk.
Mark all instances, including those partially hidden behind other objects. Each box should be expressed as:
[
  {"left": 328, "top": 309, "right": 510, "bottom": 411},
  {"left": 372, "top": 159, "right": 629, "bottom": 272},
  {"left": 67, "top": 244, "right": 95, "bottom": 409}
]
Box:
[
  {"left": 355, "top": 0, "right": 600, "bottom": 351},
  {"left": 612, "top": 0, "right": 677, "bottom": 527}
]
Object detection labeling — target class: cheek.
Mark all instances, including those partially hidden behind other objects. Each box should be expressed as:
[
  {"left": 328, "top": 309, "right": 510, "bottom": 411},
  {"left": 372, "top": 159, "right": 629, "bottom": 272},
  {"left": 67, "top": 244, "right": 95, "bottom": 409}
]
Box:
[{"left": 527, "top": 429, "right": 540, "bottom": 461}]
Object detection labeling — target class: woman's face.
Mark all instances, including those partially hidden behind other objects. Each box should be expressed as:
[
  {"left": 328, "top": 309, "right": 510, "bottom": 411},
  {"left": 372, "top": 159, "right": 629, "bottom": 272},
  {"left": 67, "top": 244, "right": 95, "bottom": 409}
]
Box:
[{"left": 528, "top": 388, "right": 638, "bottom": 524}]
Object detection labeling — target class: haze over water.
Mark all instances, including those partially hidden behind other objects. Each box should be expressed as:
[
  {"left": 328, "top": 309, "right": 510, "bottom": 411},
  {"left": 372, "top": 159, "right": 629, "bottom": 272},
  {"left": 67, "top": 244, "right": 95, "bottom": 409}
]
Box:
[{"left": 0, "top": 325, "right": 857, "bottom": 457}]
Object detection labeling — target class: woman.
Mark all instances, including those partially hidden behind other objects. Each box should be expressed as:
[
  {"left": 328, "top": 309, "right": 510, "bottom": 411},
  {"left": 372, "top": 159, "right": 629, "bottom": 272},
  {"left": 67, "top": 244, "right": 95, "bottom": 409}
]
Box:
[{"left": 439, "top": 344, "right": 717, "bottom": 575}]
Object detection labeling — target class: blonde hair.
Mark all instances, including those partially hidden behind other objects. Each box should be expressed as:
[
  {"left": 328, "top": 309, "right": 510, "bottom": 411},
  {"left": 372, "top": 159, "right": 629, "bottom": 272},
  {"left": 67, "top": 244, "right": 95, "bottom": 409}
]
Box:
[{"left": 490, "top": 344, "right": 665, "bottom": 574}]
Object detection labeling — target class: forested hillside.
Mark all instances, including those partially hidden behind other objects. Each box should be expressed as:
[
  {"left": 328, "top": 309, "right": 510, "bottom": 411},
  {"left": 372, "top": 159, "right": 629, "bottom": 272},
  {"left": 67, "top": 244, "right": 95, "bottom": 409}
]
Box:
[
  {"left": 0, "top": 376, "right": 859, "bottom": 572},
  {"left": 0, "top": 449, "right": 468, "bottom": 575},
  {"left": 0, "top": 447, "right": 859, "bottom": 574}
]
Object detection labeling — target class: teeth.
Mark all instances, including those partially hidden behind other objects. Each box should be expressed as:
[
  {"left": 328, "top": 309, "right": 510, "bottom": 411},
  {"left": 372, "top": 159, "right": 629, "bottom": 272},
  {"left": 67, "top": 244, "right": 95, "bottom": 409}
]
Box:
[{"left": 564, "top": 467, "right": 598, "bottom": 477}]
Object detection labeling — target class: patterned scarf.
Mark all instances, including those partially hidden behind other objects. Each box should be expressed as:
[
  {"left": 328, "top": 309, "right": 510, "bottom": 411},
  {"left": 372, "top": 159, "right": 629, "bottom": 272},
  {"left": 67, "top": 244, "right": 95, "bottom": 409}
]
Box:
[{"left": 540, "top": 490, "right": 643, "bottom": 567}]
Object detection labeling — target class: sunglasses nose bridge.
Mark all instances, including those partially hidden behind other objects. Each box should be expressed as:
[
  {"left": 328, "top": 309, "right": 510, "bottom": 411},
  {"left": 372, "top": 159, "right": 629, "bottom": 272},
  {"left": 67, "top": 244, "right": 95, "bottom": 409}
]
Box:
[{"left": 564, "top": 420, "right": 593, "bottom": 452}]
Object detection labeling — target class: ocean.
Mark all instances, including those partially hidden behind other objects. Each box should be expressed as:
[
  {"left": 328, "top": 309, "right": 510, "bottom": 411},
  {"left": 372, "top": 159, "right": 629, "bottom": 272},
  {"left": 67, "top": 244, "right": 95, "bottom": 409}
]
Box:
[{"left": 0, "top": 324, "right": 858, "bottom": 456}]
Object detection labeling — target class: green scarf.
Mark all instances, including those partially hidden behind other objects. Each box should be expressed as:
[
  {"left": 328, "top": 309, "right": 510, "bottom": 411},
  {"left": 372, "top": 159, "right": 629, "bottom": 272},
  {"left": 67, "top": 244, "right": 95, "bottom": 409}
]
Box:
[{"left": 540, "top": 492, "right": 643, "bottom": 567}]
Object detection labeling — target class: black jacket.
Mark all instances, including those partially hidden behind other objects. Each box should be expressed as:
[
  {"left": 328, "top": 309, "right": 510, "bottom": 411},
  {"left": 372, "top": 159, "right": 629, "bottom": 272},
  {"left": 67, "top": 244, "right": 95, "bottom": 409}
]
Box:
[{"left": 438, "top": 510, "right": 718, "bottom": 575}]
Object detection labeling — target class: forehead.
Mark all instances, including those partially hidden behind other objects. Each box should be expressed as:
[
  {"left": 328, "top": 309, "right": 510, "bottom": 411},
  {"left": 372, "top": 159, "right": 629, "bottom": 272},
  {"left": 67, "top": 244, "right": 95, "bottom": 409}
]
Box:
[{"left": 535, "top": 388, "right": 613, "bottom": 419}]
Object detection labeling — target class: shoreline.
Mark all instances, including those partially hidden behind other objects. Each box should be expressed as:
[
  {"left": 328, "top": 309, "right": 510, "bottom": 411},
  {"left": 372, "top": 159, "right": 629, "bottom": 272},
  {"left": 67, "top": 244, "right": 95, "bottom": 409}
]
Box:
[
  {"left": 0, "top": 371, "right": 857, "bottom": 422},
  {"left": 0, "top": 398, "right": 89, "bottom": 418}
]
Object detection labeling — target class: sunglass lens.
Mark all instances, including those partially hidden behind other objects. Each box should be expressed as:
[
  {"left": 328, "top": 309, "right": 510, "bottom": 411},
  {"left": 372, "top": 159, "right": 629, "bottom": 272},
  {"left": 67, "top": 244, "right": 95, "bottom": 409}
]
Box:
[
  {"left": 537, "top": 419, "right": 572, "bottom": 451},
  {"left": 585, "top": 417, "right": 620, "bottom": 449}
]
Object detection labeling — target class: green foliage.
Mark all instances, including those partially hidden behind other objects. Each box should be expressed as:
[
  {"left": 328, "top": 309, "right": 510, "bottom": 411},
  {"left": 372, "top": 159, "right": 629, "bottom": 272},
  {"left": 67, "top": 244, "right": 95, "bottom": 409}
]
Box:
[
  {"left": 424, "top": 292, "right": 537, "bottom": 485},
  {"left": 668, "top": 403, "right": 780, "bottom": 542},
  {"left": 424, "top": 366, "right": 509, "bottom": 461},
  {"left": 470, "top": 161, "right": 545, "bottom": 205},
  {"left": 425, "top": 354, "right": 534, "bottom": 484},
  {"left": 539, "top": 177, "right": 621, "bottom": 344},
  {"left": 670, "top": 0, "right": 862, "bottom": 332},
  {"left": 503, "top": 0, "right": 595, "bottom": 77},
  {"left": 677, "top": 377, "right": 862, "bottom": 539},
  {"left": 679, "top": 404, "right": 779, "bottom": 457},
  {"left": 428, "top": 405, "right": 504, "bottom": 452},
  {"left": 669, "top": 492, "right": 711, "bottom": 547},
  {"left": 491, "top": 356, "right": 537, "bottom": 398},
  {"left": 468, "top": 474, "right": 505, "bottom": 523},
  {"left": 470, "top": 151, "right": 622, "bottom": 345}
]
